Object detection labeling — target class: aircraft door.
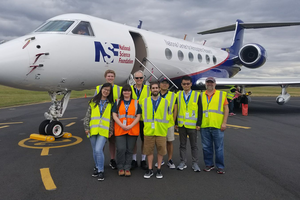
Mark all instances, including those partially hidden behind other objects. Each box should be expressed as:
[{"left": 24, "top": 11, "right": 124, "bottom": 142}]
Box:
[{"left": 129, "top": 32, "right": 147, "bottom": 78}]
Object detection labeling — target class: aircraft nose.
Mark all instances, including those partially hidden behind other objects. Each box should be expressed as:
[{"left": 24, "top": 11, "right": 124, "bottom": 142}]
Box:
[{"left": 0, "top": 38, "right": 29, "bottom": 88}]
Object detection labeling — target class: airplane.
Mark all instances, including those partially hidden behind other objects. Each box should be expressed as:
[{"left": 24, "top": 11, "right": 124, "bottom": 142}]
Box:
[{"left": 0, "top": 13, "right": 299, "bottom": 138}]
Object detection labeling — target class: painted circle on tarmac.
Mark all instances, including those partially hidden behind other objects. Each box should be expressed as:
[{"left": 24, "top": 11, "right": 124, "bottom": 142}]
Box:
[{"left": 18, "top": 136, "right": 83, "bottom": 149}]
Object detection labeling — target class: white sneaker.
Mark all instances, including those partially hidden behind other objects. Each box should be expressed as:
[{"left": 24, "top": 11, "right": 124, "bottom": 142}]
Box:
[
  {"left": 154, "top": 160, "right": 165, "bottom": 167},
  {"left": 167, "top": 159, "right": 176, "bottom": 169},
  {"left": 177, "top": 161, "right": 187, "bottom": 170}
]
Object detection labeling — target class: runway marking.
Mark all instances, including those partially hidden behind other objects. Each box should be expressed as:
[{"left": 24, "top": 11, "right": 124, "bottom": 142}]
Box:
[
  {"left": 60, "top": 117, "right": 78, "bottom": 120},
  {"left": 227, "top": 124, "right": 251, "bottom": 129},
  {"left": 34, "top": 139, "right": 72, "bottom": 145},
  {"left": 41, "top": 147, "right": 50, "bottom": 156},
  {"left": 0, "top": 122, "right": 23, "bottom": 125},
  {"left": 40, "top": 168, "right": 57, "bottom": 191},
  {"left": 0, "top": 125, "right": 9, "bottom": 129},
  {"left": 66, "top": 122, "right": 76, "bottom": 127}
]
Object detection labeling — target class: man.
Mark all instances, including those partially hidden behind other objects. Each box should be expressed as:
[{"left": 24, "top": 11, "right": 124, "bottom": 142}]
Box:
[
  {"left": 131, "top": 70, "right": 151, "bottom": 170},
  {"left": 154, "top": 78, "right": 177, "bottom": 168},
  {"left": 142, "top": 82, "right": 169, "bottom": 179},
  {"left": 200, "top": 77, "right": 229, "bottom": 174},
  {"left": 95, "top": 70, "right": 122, "bottom": 170},
  {"left": 175, "top": 76, "right": 202, "bottom": 172},
  {"left": 227, "top": 85, "right": 241, "bottom": 116}
]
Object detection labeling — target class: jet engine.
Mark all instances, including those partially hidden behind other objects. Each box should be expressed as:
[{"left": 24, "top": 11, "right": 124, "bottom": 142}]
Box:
[
  {"left": 238, "top": 43, "right": 267, "bottom": 69},
  {"left": 276, "top": 93, "right": 291, "bottom": 105}
]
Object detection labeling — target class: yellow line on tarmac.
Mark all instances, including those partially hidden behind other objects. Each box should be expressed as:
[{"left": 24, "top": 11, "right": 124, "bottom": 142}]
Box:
[
  {"left": 66, "top": 122, "right": 76, "bottom": 127},
  {"left": 40, "top": 168, "right": 57, "bottom": 191},
  {"left": 0, "top": 125, "right": 9, "bottom": 129},
  {"left": 227, "top": 124, "right": 251, "bottom": 129},
  {"left": 0, "top": 122, "right": 23, "bottom": 125},
  {"left": 41, "top": 147, "right": 50, "bottom": 156}
]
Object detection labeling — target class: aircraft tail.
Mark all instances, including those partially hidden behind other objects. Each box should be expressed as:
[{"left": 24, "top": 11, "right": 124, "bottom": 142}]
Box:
[{"left": 198, "top": 20, "right": 300, "bottom": 55}]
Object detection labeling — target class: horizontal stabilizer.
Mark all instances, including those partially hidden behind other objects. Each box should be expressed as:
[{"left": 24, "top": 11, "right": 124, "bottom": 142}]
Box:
[{"left": 198, "top": 22, "right": 300, "bottom": 35}]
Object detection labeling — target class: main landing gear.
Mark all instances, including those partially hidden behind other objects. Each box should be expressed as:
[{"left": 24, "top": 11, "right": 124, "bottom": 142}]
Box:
[{"left": 38, "top": 90, "right": 71, "bottom": 138}]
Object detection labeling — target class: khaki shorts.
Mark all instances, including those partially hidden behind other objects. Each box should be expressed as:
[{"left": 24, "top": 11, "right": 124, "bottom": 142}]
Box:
[
  {"left": 166, "top": 126, "right": 175, "bottom": 142},
  {"left": 143, "top": 136, "right": 167, "bottom": 156}
]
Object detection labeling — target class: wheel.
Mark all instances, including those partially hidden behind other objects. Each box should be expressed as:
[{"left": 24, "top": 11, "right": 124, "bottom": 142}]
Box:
[
  {"left": 39, "top": 120, "right": 50, "bottom": 135},
  {"left": 46, "top": 121, "right": 64, "bottom": 138}
]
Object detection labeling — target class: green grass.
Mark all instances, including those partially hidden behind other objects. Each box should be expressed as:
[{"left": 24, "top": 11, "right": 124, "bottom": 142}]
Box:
[
  {"left": 0, "top": 85, "right": 95, "bottom": 108},
  {"left": 1, "top": 85, "right": 300, "bottom": 108}
]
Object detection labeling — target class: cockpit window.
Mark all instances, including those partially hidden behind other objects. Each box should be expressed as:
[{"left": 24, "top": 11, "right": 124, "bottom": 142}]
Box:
[
  {"left": 35, "top": 20, "right": 74, "bottom": 32},
  {"left": 72, "top": 21, "right": 94, "bottom": 36}
]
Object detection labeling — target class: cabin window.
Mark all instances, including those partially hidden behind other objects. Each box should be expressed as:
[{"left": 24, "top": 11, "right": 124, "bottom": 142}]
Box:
[
  {"left": 188, "top": 52, "right": 194, "bottom": 62},
  {"left": 35, "top": 20, "right": 74, "bottom": 32},
  {"left": 178, "top": 50, "right": 184, "bottom": 61},
  {"left": 206, "top": 55, "right": 210, "bottom": 64},
  {"left": 165, "top": 48, "right": 172, "bottom": 60},
  {"left": 213, "top": 56, "right": 217, "bottom": 65},
  {"left": 72, "top": 21, "right": 94, "bottom": 36},
  {"left": 198, "top": 54, "right": 202, "bottom": 63}
]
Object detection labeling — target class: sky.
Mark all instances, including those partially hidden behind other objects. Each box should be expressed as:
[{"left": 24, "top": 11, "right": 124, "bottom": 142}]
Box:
[{"left": 0, "top": 0, "right": 300, "bottom": 78}]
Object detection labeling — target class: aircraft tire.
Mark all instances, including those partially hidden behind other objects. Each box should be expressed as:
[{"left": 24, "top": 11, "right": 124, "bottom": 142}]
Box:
[
  {"left": 47, "top": 121, "right": 64, "bottom": 138},
  {"left": 39, "top": 120, "right": 50, "bottom": 135}
]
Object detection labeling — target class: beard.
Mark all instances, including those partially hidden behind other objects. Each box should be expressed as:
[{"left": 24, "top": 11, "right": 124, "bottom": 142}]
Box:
[{"left": 152, "top": 92, "right": 159, "bottom": 96}]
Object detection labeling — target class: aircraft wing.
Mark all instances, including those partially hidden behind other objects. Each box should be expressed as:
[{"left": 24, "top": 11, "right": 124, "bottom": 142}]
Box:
[{"left": 195, "top": 77, "right": 300, "bottom": 87}]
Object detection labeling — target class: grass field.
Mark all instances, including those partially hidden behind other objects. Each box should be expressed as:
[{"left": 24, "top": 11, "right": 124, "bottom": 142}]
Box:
[{"left": 1, "top": 85, "right": 300, "bottom": 108}]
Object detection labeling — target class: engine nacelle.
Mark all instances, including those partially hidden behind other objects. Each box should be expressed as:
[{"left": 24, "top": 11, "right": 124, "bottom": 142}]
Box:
[
  {"left": 276, "top": 93, "right": 290, "bottom": 105},
  {"left": 238, "top": 43, "right": 267, "bottom": 69}
]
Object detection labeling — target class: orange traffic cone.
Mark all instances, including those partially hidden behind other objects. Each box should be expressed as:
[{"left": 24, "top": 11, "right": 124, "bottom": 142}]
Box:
[{"left": 85, "top": 94, "right": 87, "bottom": 98}]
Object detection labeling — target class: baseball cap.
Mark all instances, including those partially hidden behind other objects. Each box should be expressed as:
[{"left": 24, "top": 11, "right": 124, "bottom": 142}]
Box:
[
  {"left": 205, "top": 77, "right": 216, "bottom": 83},
  {"left": 160, "top": 77, "right": 170, "bottom": 84}
]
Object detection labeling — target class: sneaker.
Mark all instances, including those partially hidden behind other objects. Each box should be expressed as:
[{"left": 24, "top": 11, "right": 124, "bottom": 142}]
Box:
[
  {"left": 156, "top": 169, "right": 163, "bottom": 179},
  {"left": 118, "top": 169, "right": 125, "bottom": 176},
  {"left": 109, "top": 159, "right": 117, "bottom": 170},
  {"left": 144, "top": 169, "right": 154, "bottom": 179},
  {"left": 154, "top": 160, "right": 165, "bottom": 167},
  {"left": 131, "top": 160, "right": 138, "bottom": 169},
  {"left": 203, "top": 165, "right": 215, "bottom": 172},
  {"left": 98, "top": 172, "right": 104, "bottom": 181},
  {"left": 177, "top": 161, "right": 187, "bottom": 170},
  {"left": 192, "top": 163, "right": 201, "bottom": 172},
  {"left": 217, "top": 168, "right": 225, "bottom": 174},
  {"left": 92, "top": 167, "right": 98, "bottom": 177},
  {"left": 167, "top": 159, "right": 176, "bottom": 169},
  {"left": 125, "top": 170, "right": 131, "bottom": 177},
  {"left": 141, "top": 160, "right": 148, "bottom": 170}
]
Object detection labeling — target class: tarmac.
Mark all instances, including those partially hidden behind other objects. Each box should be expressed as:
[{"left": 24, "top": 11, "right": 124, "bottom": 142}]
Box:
[{"left": 0, "top": 96, "right": 300, "bottom": 200}]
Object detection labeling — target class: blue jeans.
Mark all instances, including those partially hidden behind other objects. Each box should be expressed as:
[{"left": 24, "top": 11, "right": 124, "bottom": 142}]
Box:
[
  {"left": 228, "top": 98, "right": 234, "bottom": 113},
  {"left": 90, "top": 135, "right": 107, "bottom": 172},
  {"left": 200, "top": 128, "right": 225, "bottom": 169}
]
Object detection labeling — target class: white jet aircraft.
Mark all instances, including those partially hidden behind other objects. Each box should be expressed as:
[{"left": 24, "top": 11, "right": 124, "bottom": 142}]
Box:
[{"left": 0, "top": 13, "right": 299, "bottom": 137}]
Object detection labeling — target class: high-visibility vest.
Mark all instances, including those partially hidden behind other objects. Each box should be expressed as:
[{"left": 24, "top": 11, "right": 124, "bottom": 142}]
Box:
[
  {"left": 177, "top": 90, "right": 199, "bottom": 129},
  {"left": 161, "top": 91, "right": 177, "bottom": 127},
  {"left": 227, "top": 87, "right": 235, "bottom": 100},
  {"left": 114, "top": 99, "right": 140, "bottom": 136},
  {"left": 131, "top": 85, "right": 150, "bottom": 121},
  {"left": 96, "top": 84, "right": 122, "bottom": 102},
  {"left": 89, "top": 101, "right": 112, "bottom": 138},
  {"left": 201, "top": 90, "right": 226, "bottom": 129},
  {"left": 142, "top": 97, "right": 169, "bottom": 137}
]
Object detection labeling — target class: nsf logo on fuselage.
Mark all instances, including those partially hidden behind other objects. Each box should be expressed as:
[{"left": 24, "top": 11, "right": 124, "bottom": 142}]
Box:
[{"left": 94, "top": 41, "right": 133, "bottom": 64}]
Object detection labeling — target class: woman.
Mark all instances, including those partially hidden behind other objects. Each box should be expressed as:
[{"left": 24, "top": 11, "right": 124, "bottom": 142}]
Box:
[
  {"left": 83, "top": 83, "right": 113, "bottom": 181},
  {"left": 112, "top": 84, "right": 141, "bottom": 177}
]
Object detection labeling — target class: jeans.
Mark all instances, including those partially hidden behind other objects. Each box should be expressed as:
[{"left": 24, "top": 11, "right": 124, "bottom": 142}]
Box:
[
  {"left": 115, "top": 134, "right": 137, "bottom": 170},
  {"left": 90, "top": 135, "right": 107, "bottom": 172},
  {"left": 200, "top": 128, "right": 225, "bottom": 169},
  {"left": 228, "top": 98, "right": 234, "bottom": 113}
]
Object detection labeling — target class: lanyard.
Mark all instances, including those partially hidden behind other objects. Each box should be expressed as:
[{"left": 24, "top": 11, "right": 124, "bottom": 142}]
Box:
[
  {"left": 184, "top": 91, "right": 191, "bottom": 111},
  {"left": 124, "top": 100, "right": 130, "bottom": 117},
  {"left": 99, "top": 100, "right": 107, "bottom": 117},
  {"left": 152, "top": 97, "right": 161, "bottom": 120},
  {"left": 135, "top": 86, "right": 142, "bottom": 100},
  {"left": 206, "top": 94, "right": 214, "bottom": 110}
]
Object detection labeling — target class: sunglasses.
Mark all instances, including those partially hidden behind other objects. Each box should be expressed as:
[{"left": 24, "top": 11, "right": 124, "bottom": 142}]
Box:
[
  {"left": 182, "top": 83, "right": 191, "bottom": 86},
  {"left": 135, "top": 77, "right": 143, "bottom": 79}
]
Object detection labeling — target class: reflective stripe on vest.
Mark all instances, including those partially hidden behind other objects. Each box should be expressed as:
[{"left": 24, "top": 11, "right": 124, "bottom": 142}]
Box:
[
  {"left": 89, "top": 102, "right": 112, "bottom": 138},
  {"left": 162, "top": 92, "right": 176, "bottom": 127},
  {"left": 142, "top": 97, "right": 169, "bottom": 136},
  {"left": 177, "top": 90, "right": 199, "bottom": 129},
  {"left": 201, "top": 90, "right": 226, "bottom": 129}
]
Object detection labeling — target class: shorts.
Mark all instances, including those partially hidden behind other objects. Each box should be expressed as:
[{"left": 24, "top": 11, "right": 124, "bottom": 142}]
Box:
[
  {"left": 139, "top": 121, "right": 144, "bottom": 142},
  {"left": 166, "top": 126, "right": 175, "bottom": 142},
  {"left": 143, "top": 136, "right": 166, "bottom": 156}
]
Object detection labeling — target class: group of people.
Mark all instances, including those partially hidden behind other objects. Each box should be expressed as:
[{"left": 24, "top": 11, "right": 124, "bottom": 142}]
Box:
[{"left": 83, "top": 69, "right": 229, "bottom": 181}]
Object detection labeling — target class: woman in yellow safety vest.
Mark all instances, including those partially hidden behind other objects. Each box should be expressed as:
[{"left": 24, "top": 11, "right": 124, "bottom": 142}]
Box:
[
  {"left": 112, "top": 84, "right": 141, "bottom": 177},
  {"left": 83, "top": 83, "right": 114, "bottom": 181}
]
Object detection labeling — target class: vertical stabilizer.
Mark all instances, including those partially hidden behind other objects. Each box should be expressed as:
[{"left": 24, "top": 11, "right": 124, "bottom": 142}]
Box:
[{"left": 227, "top": 19, "right": 244, "bottom": 55}]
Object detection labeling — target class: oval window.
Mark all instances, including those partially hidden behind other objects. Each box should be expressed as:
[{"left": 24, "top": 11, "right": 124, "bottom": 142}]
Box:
[
  {"left": 188, "top": 52, "right": 194, "bottom": 62},
  {"left": 178, "top": 50, "right": 184, "bottom": 61},
  {"left": 165, "top": 48, "right": 172, "bottom": 60},
  {"left": 198, "top": 54, "right": 202, "bottom": 63},
  {"left": 206, "top": 55, "right": 210, "bottom": 64}
]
